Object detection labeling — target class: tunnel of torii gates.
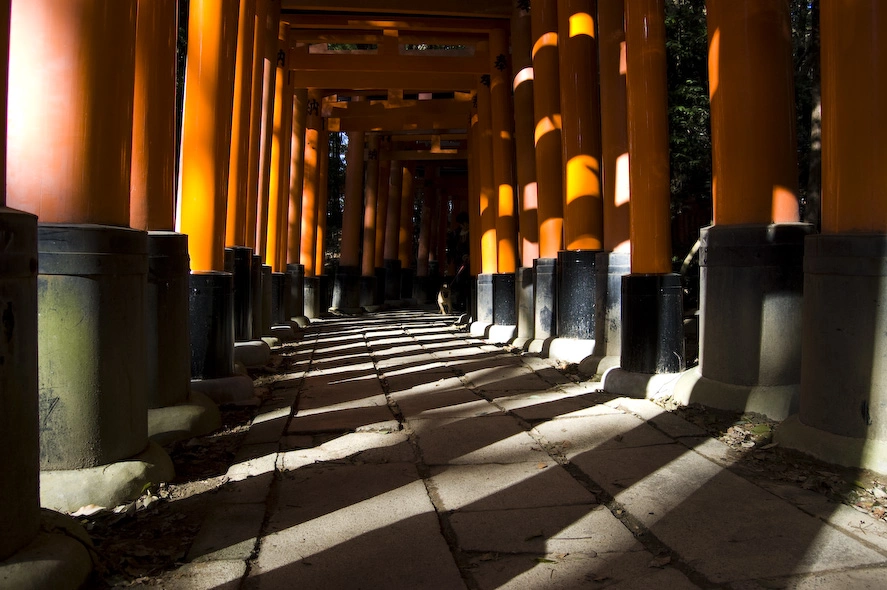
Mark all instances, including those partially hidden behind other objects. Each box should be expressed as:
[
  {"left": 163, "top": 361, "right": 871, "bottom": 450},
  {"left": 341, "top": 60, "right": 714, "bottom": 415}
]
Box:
[{"left": 1, "top": 0, "right": 887, "bottom": 582}]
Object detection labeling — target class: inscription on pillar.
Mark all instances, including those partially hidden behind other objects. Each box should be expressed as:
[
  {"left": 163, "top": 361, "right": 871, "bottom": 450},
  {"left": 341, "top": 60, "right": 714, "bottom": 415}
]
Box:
[
  {"left": 307, "top": 98, "right": 320, "bottom": 116},
  {"left": 480, "top": 74, "right": 491, "bottom": 87},
  {"left": 495, "top": 54, "right": 508, "bottom": 72},
  {"left": 517, "top": 0, "right": 530, "bottom": 13},
  {"left": 277, "top": 49, "right": 286, "bottom": 68}
]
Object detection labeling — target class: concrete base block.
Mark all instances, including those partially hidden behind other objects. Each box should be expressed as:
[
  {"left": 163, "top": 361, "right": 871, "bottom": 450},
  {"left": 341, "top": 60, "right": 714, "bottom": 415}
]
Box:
[
  {"left": 469, "top": 321, "right": 492, "bottom": 338},
  {"left": 487, "top": 324, "right": 516, "bottom": 344},
  {"left": 0, "top": 510, "right": 92, "bottom": 590},
  {"left": 600, "top": 367, "right": 682, "bottom": 400},
  {"left": 148, "top": 391, "right": 222, "bottom": 446},
  {"left": 291, "top": 315, "right": 310, "bottom": 327},
  {"left": 190, "top": 374, "right": 256, "bottom": 406},
  {"left": 329, "top": 306, "right": 364, "bottom": 316},
  {"left": 234, "top": 340, "right": 271, "bottom": 368},
  {"left": 578, "top": 354, "right": 620, "bottom": 379},
  {"left": 362, "top": 304, "right": 385, "bottom": 313},
  {"left": 671, "top": 367, "right": 798, "bottom": 420},
  {"left": 527, "top": 337, "right": 555, "bottom": 355},
  {"left": 509, "top": 337, "right": 532, "bottom": 351},
  {"left": 40, "top": 441, "right": 175, "bottom": 513},
  {"left": 271, "top": 324, "right": 295, "bottom": 341},
  {"left": 775, "top": 415, "right": 887, "bottom": 474},
  {"left": 547, "top": 337, "right": 597, "bottom": 365}
]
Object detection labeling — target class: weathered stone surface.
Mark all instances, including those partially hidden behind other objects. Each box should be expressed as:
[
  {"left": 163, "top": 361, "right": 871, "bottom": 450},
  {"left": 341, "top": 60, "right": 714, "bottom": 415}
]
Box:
[{"left": 411, "top": 416, "right": 547, "bottom": 465}]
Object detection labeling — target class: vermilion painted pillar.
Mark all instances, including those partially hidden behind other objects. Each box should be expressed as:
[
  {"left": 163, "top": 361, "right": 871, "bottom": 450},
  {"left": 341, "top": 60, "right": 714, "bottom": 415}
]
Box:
[
  {"left": 362, "top": 135, "right": 381, "bottom": 277},
  {"left": 477, "top": 77, "right": 498, "bottom": 276},
  {"left": 490, "top": 29, "right": 519, "bottom": 274},
  {"left": 266, "top": 24, "right": 294, "bottom": 271},
  {"left": 300, "top": 90, "right": 323, "bottom": 277},
  {"left": 398, "top": 164, "right": 416, "bottom": 299},
  {"left": 316, "top": 130, "right": 330, "bottom": 277},
  {"left": 255, "top": 0, "right": 280, "bottom": 257},
  {"left": 332, "top": 128, "right": 366, "bottom": 312},
  {"left": 624, "top": 0, "right": 670, "bottom": 276},
  {"left": 512, "top": 1, "right": 539, "bottom": 346},
  {"left": 287, "top": 89, "right": 308, "bottom": 267},
  {"left": 776, "top": 1, "right": 887, "bottom": 473},
  {"left": 558, "top": 0, "right": 603, "bottom": 249},
  {"left": 678, "top": 0, "right": 810, "bottom": 419},
  {"left": 610, "top": 0, "right": 684, "bottom": 378},
  {"left": 468, "top": 114, "right": 482, "bottom": 280},
  {"left": 374, "top": 139, "right": 392, "bottom": 270},
  {"left": 530, "top": 0, "right": 565, "bottom": 259},
  {"left": 131, "top": 0, "right": 177, "bottom": 232},
  {"left": 245, "top": 0, "right": 269, "bottom": 249},
  {"left": 382, "top": 159, "right": 403, "bottom": 301},
  {"left": 599, "top": 0, "right": 631, "bottom": 253},
  {"left": 226, "top": 0, "right": 256, "bottom": 247}
]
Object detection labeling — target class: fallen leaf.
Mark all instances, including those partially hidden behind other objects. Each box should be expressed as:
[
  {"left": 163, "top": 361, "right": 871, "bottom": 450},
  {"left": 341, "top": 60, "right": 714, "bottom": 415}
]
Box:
[{"left": 649, "top": 555, "right": 671, "bottom": 568}]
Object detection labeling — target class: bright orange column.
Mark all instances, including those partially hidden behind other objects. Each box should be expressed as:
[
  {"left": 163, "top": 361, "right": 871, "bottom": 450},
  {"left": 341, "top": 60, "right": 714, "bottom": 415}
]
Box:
[
  {"left": 8, "top": 0, "right": 137, "bottom": 225},
  {"left": 266, "top": 24, "right": 294, "bottom": 272},
  {"left": 255, "top": 1, "right": 281, "bottom": 259},
  {"left": 384, "top": 160, "right": 403, "bottom": 263},
  {"left": 398, "top": 164, "right": 415, "bottom": 269},
  {"left": 512, "top": 3, "right": 540, "bottom": 266},
  {"left": 362, "top": 134, "right": 381, "bottom": 276},
  {"left": 225, "top": 0, "right": 256, "bottom": 246},
  {"left": 300, "top": 90, "right": 322, "bottom": 276},
  {"left": 707, "top": 1, "right": 799, "bottom": 225},
  {"left": 245, "top": 0, "right": 269, "bottom": 249},
  {"left": 821, "top": 1, "right": 887, "bottom": 233},
  {"left": 130, "top": 0, "right": 176, "bottom": 231},
  {"left": 374, "top": 142, "right": 392, "bottom": 269},
  {"left": 468, "top": 112, "right": 482, "bottom": 276},
  {"left": 625, "top": 0, "right": 671, "bottom": 274},
  {"left": 477, "top": 77, "right": 498, "bottom": 274},
  {"left": 599, "top": 0, "right": 631, "bottom": 253},
  {"left": 315, "top": 130, "right": 330, "bottom": 275},
  {"left": 340, "top": 130, "right": 366, "bottom": 269},
  {"left": 287, "top": 88, "right": 308, "bottom": 265},
  {"left": 490, "top": 29, "right": 519, "bottom": 273},
  {"left": 178, "top": 0, "right": 239, "bottom": 271},
  {"left": 558, "top": 0, "right": 603, "bottom": 250},
  {"left": 531, "top": 0, "right": 565, "bottom": 258}
]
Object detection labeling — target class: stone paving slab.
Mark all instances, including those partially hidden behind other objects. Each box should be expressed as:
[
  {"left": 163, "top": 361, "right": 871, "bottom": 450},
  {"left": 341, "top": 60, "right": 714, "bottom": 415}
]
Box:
[
  {"left": 296, "top": 385, "right": 388, "bottom": 416},
  {"left": 571, "top": 443, "right": 887, "bottom": 584},
  {"left": 467, "top": 547, "right": 701, "bottom": 590},
  {"left": 728, "top": 567, "right": 887, "bottom": 590},
  {"left": 410, "top": 416, "right": 549, "bottom": 464},
  {"left": 428, "top": 462, "right": 596, "bottom": 511},
  {"left": 277, "top": 431, "right": 415, "bottom": 471},
  {"left": 287, "top": 405, "right": 398, "bottom": 434},
  {"left": 157, "top": 560, "right": 247, "bottom": 590},
  {"left": 394, "top": 388, "right": 500, "bottom": 419},
  {"left": 495, "top": 391, "right": 622, "bottom": 422},
  {"left": 606, "top": 397, "right": 710, "bottom": 438},
  {"left": 248, "top": 463, "right": 465, "bottom": 589},
  {"left": 534, "top": 412, "right": 675, "bottom": 457},
  {"left": 384, "top": 372, "right": 464, "bottom": 395},
  {"left": 187, "top": 503, "right": 266, "bottom": 562}
]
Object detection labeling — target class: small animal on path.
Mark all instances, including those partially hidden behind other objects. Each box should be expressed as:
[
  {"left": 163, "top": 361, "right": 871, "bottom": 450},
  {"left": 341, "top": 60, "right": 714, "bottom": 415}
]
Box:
[{"left": 437, "top": 284, "right": 451, "bottom": 314}]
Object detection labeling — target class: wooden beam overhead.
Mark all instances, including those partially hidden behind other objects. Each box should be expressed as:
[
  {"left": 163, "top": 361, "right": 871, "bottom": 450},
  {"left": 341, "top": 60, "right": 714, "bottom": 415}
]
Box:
[
  {"left": 282, "top": 0, "right": 511, "bottom": 18},
  {"left": 327, "top": 111, "right": 469, "bottom": 132},
  {"left": 322, "top": 97, "right": 472, "bottom": 118},
  {"left": 291, "top": 52, "right": 488, "bottom": 76},
  {"left": 280, "top": 14, "right": 508, "bottom": 33},
  {"left": 291, "top": 69, "right": 477, "bottom": 92}
]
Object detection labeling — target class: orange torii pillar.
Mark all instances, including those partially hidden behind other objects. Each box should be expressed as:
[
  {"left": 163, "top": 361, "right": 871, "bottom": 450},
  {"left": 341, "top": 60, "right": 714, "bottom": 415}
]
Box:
[
  {"left": 226, "top": 0, "right": 257, "bottom": 342},
  {"left": 332, "top": 129, "right": 366, "bottom": 313},
  {"left": 300, "top": 90, "right": 323, "bottom": 317},
  {"left": 373, "top": 139, "right": 393, "bottom": 304},
  {"left": 511, "top": 1, "right": 539, "bottom": 346},
  {"left": 315, "top": 129, "right": 331, "bottom": 309},
  {"left": 489, "top": 29, "right": 520, "bottom": 338},
  {"left": 132, "top": 0, "right": 220, "bottom": 444},
  {"left": 287, "top": 88, "right": 308, "bottom": 322},
  {"left": 588, "top": 0, "right": 632, "bottom": 375},
  {"left": 776, "top": 2, "right": 887, "bottom": 473},
  {"left": 473, "top": 74, "right": 499, "bottom": 333},
  {"left": 7, "top": 0, "right": 175, "bottom": 515},
  {"left": 0, "top": 0, "right": 92, "bottom": 580},
  {"left": 605, "top": 0, "right": 684, "bottom": 390},
  {"left": 266, "top": 25, "right": 297, "bottom": 332},
  {"left": 383, "top": 159, "right": 404, "bottom": 301},
  {"left": 551, "top": 0, "right": 605, "bottom": 362},
  {"left": 360, "top": 134, "right": 382, "bottom": 307},
  {"left": 180, "top": 0, "right": 256, "bottom": 408},
  {"left": 674, "top": 0, "right": 809, "bottom": 419},
  {"left": 398, "top": 164, "right": 417, "bottom": 300},
  {"left": 467, "top": 110, "right": 482, "bottom": 318},
  {"left": 530, "top": 0, "right": 565, "bottom": 350}
]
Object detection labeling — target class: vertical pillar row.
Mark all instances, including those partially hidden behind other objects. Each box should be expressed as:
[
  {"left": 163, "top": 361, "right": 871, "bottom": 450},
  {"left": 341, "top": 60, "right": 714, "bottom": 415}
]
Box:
[{"left": 332, "top": 126, "right": 365, "bottom": 313}]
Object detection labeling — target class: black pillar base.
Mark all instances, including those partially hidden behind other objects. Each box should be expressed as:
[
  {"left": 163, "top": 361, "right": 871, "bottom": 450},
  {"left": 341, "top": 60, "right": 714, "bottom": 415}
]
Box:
[
  {"left": 400, "top": 267, "right": 415, "bottom": 300},
  {"left": 516, "top": 267, "right": 535, "bottom": 342},
  {"left": 189, "top": 271, "right": 235, "bottom": 380},
  {"left": 250, "top": 255, "right": 262, "bottom": 338},
  {"left": 304, "top": 276, "right": 321, "bottom": 319},
  {"left": 621, "top": 273, "right": 684, "bottom": 374},
  {"left": 359, "top": 275, "right": 378, "bottom": 307},
  {"left": 533, "top": 258, "right": 558, "bottom": 340},
  {"left": 232, "top": 246, "right": 253, "bottom": 341},
  {"left": 261, "top": 265, "right": 272, "bottom": 334},
  {"left": 331, "top": 265, "right": 362, "bottom": 312},
  {"left": 287, "top": 263, "right": 305, "bottom": 319},
  {"left": 492, "top": 273, "right": 517, "bottom": 325},
  {"left": 384, "top": 259, "right": 401, "bottom": 301},
  {"left": 271, "top": 272, "right": 287, "bottom": 325},
  {"left": 374, "top": 267, "right": 387, "bottom": 305},
  {"left": 476, "top": 274, "right": 494, "bottom": 324},
  {"left": 557, "top": 250, "right": 603, "bottom": 340}
]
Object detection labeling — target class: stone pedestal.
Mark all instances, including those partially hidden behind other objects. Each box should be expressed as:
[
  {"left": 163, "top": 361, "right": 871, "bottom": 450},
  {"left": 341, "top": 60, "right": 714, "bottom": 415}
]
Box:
[
  {"left": 775, "top": 233, "right": 887, "bottom": 473},
  {"left": 513, "top": 266, "right": 535, "bottom": 349},
  {"left": 400, "top": 267, "right": 415, "bottom": 302},
  {"left": 37, "top": 224, "right": 174, "bottom": 510},
  {"left": 471, "top": 273, "right": 494, "bottom": 337},
  {"left": 261, "top": 265, "right": 272, "bottom": 334},
  {"left": 489, "top": 273, "right": 517, "bottom": 343},
  {"left": 287, "top": 263, "right": 305, "bottom": 320},
  {"left": 251, "top": 254, "right": 262, "bottom": 338},
  {"left": 673, "top": 224, "right": 811, "bottom": 419},
  {"left": 304, "top": 276, "right": 322, "bottom": 319},
  {"left": 232, "top": 246, "right": 253, "bottom": 342},
  {"left": 384, "top": 259, "right": 401, "bottom": 303},
  {"left": 549, "top": 250, "right": 604, "bottom": 364},
  {"left": 359, "top": 275, "right": 378, "bottom": 309},
  {"left": 579, "top": 251, "right": 630, "bottom": 377},
  {"left": 331, "top": 265, "right": 362, "bottom": 314},
  {"left": 189, "top": 271, "right": 235, "bottom": 380},
  {"left": 529, "top": 258, "right": 557, "bottom": 353},
  {"left": 373, "top": 267, "right": 387, "bottom": 306},
  {"left": 271, "top": 271, "right": 287, "bottom": 325}
]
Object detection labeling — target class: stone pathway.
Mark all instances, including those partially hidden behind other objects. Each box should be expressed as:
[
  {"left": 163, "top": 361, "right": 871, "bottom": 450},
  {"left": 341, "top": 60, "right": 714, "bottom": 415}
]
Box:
[{"left": 160, "top": 310, "right": 887, "bottom": 589}]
